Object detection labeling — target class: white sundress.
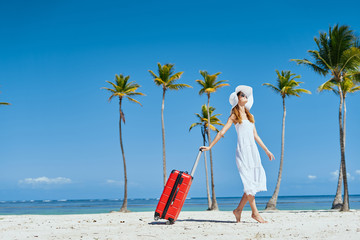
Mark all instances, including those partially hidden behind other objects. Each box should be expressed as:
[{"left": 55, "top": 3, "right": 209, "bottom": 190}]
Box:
[{"left": 235, "top": 119, "right": 267, "bottom": 196}]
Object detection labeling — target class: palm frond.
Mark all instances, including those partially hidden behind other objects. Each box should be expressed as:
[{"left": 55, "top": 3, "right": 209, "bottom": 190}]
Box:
[
  {"left": 214, "top": 83, "right": 230, "bottom": 89},
  {"left": 308, "top": 50, "right": 333, "bottom": 71},
  {"left": 262, "top": 83, "right": 280, "bottom": 93},
  {"left": 200, "top": 70, "right": 208, "bottom": 79},
  {"left": 318, "top": 80, "right": 337, "bottom": 93},
  {"left": 127, "top": 97, "right": 142, "bottom": 106},
  {"left": 198, "top": 88, "right": 206, "bottom": 95},
  {"left": 189, "top": 122, "right": 202, "bottom": 132},
  {"left": 214, "top": 80, "right": 228, "bottom": 85},
  {"left": 265, "top": 70, "right": 310, "bottom": 98},
  {"left": 149, "top": 70, "right": 159, "bottom": 79},
  {"left": 127, "top": 92, "right": 146, "bottom": 96},
  {"left": 168, "top": 71, "right": 184, "bottom": 83},
  {"left": 339, "top": 47, "right": 360, "bottom": 73},
  {"left": 349, "top": 72, "right": 360, "bottom": 83},
  {"left": 204, "top": 88, "right": 216, "bottom": 93},
  {"left": 105, "top": 80, "right": 119, "bottom": 90},
  {"left": 293, "top": 88, "right": 312, "bottom": 95},
  {"left": 209, "top": 124, "right": 218, "bottom": 132},
  {"left": 349, "top": 85, "right": 360, "bottom": 93},
  {"left": 107, "top": 94, "right": 117, "bottom": 102},
  {"left": 103, "top": 74, "right": 144, "bottom": 106},
  {"left": 291, "top": 59, "right": 328, "bottom": 76},
  {"left": 101, "top": 87, "right": 116, "bottom": 93},
  {"left": 293, "top": 24, "right": 359, "bottom": 84},
  {"left": 167, "top": 83, "right": 192, "bottom": 90}
]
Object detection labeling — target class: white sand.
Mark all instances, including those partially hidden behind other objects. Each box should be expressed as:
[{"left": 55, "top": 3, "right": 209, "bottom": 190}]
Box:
[{"left": 1, "top": 210, "right": 359, "bottom": 239}]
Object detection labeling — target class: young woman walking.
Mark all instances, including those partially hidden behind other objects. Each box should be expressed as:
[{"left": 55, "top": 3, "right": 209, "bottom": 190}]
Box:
[{"left": 200, "top": 85, "right": 275, "bottom": 223}]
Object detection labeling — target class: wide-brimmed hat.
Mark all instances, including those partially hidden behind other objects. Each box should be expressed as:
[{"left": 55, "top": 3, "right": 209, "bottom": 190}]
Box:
[{"left": 229, "top": 85, "right": 254, "bottom": 110}]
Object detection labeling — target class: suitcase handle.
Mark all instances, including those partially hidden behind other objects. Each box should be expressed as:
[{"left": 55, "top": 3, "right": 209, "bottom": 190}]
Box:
[{"left": 190, "top": 149, "right": 203, "bottom": 177}]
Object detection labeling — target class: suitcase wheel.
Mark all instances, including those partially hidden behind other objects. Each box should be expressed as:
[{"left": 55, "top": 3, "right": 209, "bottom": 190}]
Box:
[{"left": 166, "top": 218, "right": 175, "bottom": 225}]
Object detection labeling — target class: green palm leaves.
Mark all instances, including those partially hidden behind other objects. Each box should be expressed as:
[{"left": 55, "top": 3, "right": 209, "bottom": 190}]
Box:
[
  {"left": 318, "top": 76, "right": 360, "bottom": 96},
  {"left": 189, "top": 105, "right": 224, "bottom": 133},
  {"left": 263, "top": 70, "right": 311, "bottom": 98},
  {"left": 103, "top": 74, "right": 145, "bottom": 123},
  {"left": 291, "top": 24, "right": 360, "bottom": 82},
  {"left": 103, "top": 74, "right": 144, "bottom": 102},
  {"left": 149, "top": 63, "right": 191, "bottom": 91},
  {"left": 196, "top": 71, "right": 229, "bottom": 96}
]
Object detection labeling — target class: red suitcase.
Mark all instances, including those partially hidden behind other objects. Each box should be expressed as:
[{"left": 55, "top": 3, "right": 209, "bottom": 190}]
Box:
[{"left": 154, "top": 150, "right": 202, "bottom": 224}]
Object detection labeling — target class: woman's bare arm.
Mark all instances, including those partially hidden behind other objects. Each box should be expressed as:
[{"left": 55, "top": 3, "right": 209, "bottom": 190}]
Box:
[
  {"left": 253, "top": 125, "right": 275, "bottom": 161},
  {"left": 200, "top": 115, "right": 235, "bottom": 151}
]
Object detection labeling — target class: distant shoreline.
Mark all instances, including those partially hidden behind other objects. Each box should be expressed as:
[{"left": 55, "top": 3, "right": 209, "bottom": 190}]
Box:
[
  {"left": 2, "top": 194, "right": 360, "bottom": 202},
  {"left": 1, "top": 195, "right": 360, "bottom": 215}
]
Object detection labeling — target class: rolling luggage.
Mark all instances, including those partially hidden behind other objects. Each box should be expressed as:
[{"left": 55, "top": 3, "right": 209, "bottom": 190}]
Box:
[{"left": 154, "top": 149, "right": 203, "bottom": 224}]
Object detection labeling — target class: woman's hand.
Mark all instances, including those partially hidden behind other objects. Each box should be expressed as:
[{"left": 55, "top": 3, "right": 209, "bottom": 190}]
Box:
[
  {"left": 199, "top": 146, "right": 211, "bottom": 151},
  {"left": 266, "top": 150, "right": 275, "bottom": 161}
]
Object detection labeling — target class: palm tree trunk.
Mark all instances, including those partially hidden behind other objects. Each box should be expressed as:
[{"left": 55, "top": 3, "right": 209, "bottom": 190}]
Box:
[
  {"left": 266, "top": 97, "right": 286, "bottom": 210},
  {"left": 119, "top": 98, "right": 129, "bottom": 212},
  {"left": 338, "top": 86, "right": 349, "bottom": 211},
  {"left": 331, "top": 161, "right": 343, "bottom": 209},
  {"left": 203, "top": 129, "right": 212, "bottom": 210},
  {"left": 207, "top": 94, "right": 218, "bottom": 210},
  {"left": 332, "top": 95, "right": 347, "bottom": 209},
  {"left": 343, "top": 97, "right": 346, "bottom": 149},
  {"left": 161, "top": 88, "right": 167, "bottom": 187}
]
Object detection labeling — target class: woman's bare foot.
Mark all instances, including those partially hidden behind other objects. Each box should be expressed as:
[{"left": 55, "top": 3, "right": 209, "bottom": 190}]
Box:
[
  {"left": 251, "top": 213, "right": 268, "bottom": 223},
  {"left": 233, "top": 209, "right": 242, "bottom": 223}
]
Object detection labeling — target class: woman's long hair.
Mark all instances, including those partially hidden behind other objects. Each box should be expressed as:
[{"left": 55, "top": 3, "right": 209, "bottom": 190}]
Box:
[{"left": 230, "top": 92, "right": 255, "bottom": 124}]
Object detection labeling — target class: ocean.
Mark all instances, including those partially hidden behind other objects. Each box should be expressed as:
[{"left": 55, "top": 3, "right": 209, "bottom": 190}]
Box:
[{"left": 0, "top": 195, "right": 359, "bottom": 215}]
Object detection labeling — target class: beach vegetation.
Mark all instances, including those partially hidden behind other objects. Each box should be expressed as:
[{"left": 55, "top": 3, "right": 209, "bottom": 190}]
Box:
[
  {"left": 189, "top": 104, "right": 224, "bottom": 210},
  {"left": 263, "top": 70, "right": 311, "bottom": 210},
  {"left": 291, "top": 24, "right": 360, "bottom": 211},
  {"left": 318, "top": 75, "right": 360, "bottom": 209},
  {"left": 102, "top": 74, "right": 145, "bottom": 212},
  {"left": 196, "top": 71, "right": 229, "bottom": 210}
]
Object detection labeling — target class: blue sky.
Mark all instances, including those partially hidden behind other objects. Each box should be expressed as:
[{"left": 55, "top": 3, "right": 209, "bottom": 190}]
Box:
[{"left": 1, "top": 0, "right": 360, "bottom": 201}]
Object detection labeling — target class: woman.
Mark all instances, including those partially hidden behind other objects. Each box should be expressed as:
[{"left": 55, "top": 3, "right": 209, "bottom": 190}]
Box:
[{"left": 200, "top": 85, "right": 275, "bottom": 223}]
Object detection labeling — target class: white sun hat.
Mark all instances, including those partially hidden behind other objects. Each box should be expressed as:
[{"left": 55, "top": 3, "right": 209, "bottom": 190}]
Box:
[{"left": 229, "top": 85, "right": 254, "bottom": 110}]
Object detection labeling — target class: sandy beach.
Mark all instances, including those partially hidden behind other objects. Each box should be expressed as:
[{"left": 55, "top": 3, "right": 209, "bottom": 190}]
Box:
[{"left": 1, "top": 210, "right": 359, "bottom": 240}]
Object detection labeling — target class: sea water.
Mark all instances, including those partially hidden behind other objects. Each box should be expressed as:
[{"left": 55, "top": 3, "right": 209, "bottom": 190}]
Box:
[{"left": 0, "top": 195, "right": 359, "bottom": 215}]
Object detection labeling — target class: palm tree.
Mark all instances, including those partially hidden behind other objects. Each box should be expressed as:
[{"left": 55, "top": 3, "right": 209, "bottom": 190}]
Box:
[
  {"left": 102, "top": 74, "right": 145, "bottom": 212},
  {"left": 149, "top": 63, "right": 192, "bottom": 186},
  {"left": 318, "top": 76, "right": 360, "bottom": 209},
  {"left": 291, "top": 24, "right": 360, "bottom": 211},
  {"left": 196, "top": 71, "right": 229, "bottom": 210},
  {"left": 263, "top": 70, "right": 311, "bottom": 210},
  {"left": 189, "top": 105, "right": 224, "bottom": 210}
]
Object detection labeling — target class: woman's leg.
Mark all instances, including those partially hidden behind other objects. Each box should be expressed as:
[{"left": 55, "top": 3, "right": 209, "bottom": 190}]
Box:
[
  {"left": 233, "top": 193, "right": 248, "bottom": 222},
  {"left": 247, "top": 194, "right": 267, "bottom": 223}
]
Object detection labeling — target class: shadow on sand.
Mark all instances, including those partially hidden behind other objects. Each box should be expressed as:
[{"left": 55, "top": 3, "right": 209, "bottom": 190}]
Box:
[{"left": 148, "top": 219, "right": 255, "bottom": 225}]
